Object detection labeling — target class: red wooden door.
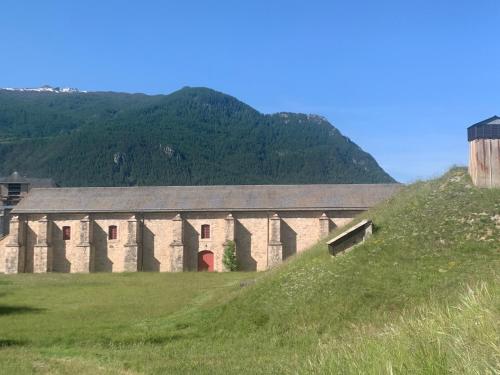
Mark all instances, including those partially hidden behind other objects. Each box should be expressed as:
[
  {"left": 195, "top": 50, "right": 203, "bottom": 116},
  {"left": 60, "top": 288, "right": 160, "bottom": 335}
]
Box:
[{"left": 198, "top": 250, "right": 214, "bottom": 272}]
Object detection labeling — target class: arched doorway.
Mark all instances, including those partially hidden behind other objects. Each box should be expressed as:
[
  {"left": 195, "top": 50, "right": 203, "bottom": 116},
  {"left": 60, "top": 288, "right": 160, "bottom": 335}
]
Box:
[{"left": 198, "top": 250, "right": 214, "bottom": 272}]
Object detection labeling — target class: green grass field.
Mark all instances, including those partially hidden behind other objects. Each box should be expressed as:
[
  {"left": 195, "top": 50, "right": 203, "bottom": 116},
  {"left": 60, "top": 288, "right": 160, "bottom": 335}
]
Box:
[{"left": 0, "top": 168, "right": 499, "bottom": 374}]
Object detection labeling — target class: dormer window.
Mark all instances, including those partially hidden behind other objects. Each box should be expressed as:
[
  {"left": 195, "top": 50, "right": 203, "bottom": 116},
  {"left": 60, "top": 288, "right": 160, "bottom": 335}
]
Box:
[
  {"left": 108, "top": 225, "right": 117, "bottom": 240},
  {"left": 62, "top": 226, "right": 71, "bottom": 240},
  {"left": 201, "top": 224, "right": 210, "bottom": 239},
  {"left": 8, "top": 184, "right": 21, "bottom": 197}
]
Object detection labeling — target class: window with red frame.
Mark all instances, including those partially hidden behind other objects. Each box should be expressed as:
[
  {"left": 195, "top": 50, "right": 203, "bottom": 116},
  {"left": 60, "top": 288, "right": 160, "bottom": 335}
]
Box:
[
  {"left": 108, "top": 225, "right": 117, "bottom": 240},
  {"left": 62, "top": 226, "right": 71, "bottom": 240},
  {"left": 201, "top": 224, "right": 210, "bottom": 239}
]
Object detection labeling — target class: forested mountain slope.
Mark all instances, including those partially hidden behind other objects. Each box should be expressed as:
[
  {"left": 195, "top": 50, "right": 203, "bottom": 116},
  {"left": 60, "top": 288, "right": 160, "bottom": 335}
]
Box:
[{"left": 0, "top": 87, "right": 394, "bottom": 186}]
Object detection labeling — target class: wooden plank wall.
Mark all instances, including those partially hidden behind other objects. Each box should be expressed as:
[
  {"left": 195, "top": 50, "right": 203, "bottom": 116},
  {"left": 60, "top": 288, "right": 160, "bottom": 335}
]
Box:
[{"left": 469, "top": 139, "right": 500, "bottom": 188}]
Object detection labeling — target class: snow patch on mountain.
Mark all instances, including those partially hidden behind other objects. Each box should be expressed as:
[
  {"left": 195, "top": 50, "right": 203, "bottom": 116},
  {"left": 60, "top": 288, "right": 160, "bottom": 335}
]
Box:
[{"left": 1, "top": 85, "right": 87, "bottom": 93}]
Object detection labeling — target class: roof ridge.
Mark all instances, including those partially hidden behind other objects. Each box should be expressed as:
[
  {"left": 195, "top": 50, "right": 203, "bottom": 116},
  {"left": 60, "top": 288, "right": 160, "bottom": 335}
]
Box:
[
  {"left": 468, "top": 115, "right": 500, "bottom": 128},
  {"left": 29, "top": 183, "right": 401, "bottom": 191},
  {"left": 13, "top": 184, "right": 402, "bottom": 213}
]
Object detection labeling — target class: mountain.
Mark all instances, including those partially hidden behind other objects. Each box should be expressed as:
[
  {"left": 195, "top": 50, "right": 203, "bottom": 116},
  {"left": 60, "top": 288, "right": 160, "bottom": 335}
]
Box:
[{"left": 0, "top": 87, "right": 395, "bottom": 186}]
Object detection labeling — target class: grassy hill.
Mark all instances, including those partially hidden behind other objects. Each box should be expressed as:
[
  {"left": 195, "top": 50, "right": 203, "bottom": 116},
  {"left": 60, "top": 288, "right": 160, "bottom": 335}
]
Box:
[
  {"left": 0, "top": 87, "right": 394, "bottom": 186},
  {"left": 0, "top": 168, "right": 498, "bottom": 374}
]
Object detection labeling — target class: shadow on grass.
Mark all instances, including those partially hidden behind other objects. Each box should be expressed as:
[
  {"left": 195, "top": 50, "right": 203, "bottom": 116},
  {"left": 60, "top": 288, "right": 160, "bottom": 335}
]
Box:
[
  {"left": 0, "top": 305, "right": 45, "bottom": 316},
  {"left": 0, "top": 339, "right": 28, "bottom": 348},
  {"left": 104, "top": 332, "right": 201, "bottom": 347}
]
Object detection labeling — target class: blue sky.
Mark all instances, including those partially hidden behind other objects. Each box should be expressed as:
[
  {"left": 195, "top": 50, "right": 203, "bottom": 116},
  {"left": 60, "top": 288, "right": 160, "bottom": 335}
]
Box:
[{"left": 1, "top": 1, "right": 499, "bottom": 182}]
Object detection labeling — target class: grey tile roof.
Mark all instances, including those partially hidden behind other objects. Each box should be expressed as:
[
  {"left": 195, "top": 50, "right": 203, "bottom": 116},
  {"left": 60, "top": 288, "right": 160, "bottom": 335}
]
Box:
[
  {"left": 25, "top": 178, "right": 57, "bottom": 188},
  {"left": 468, "top": 116, "right": 500, "bottom": 128},
  {"left": 468, "top": 116, "right": 500, "bottom": 141},
  {"left": 0, "top": 172, "right": 29, "bottom": 184},
  {"left": 0, "top": 172, "right": 56, "bottom": 187},
  {"left": 12, "top": 184, "right": 402, "bottom": 214}
]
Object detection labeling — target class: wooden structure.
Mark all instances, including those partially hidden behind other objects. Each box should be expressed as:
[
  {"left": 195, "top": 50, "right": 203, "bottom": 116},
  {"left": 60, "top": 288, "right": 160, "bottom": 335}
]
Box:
[
  {"left": 468, "top": 116, "right": 500, "bottom": 188},
  {"left": 327, "top": 219, "right": 373, "bottom": 255}
]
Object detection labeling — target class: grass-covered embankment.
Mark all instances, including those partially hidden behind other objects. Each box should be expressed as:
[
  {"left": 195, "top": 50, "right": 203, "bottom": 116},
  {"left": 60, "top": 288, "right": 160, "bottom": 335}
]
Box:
[{"left": 0, "top": 168, "right": 498, "bottom": 373}]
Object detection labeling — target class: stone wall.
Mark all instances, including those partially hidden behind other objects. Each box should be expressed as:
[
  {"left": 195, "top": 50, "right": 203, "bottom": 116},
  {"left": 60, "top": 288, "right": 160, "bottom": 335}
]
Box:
[
  {"left": 0, "top": 184, "right": 7, "bottom": 198},
  {"left": 0, "top": 235, "right": 8, "bottom": 273},
  {"left": 281, "top": 211, "right": 325, "bottom": 259},
  {"left": 183, "top": 212, "right": 227, "bottom": 272},
  {"left": 0, "top": 210, "right": 6, "bottom": 237},
  {"left": 142, "top": 213, "right": 176, "bottom": 272},
  {"left": 92, "top": 213, "right": 132, "bottom": 272},
  {"left": 1, "top": 209, "right": 362, "bottom": 273},
  {"left": 234, "top": 212, "right": 269, "bottom": 271},
  {"left": 51, "top": 214, "right": 92, "bottom": 272}
]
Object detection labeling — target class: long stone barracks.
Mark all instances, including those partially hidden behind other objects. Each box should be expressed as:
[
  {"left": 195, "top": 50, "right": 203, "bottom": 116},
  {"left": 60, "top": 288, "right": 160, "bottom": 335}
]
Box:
[{"left": 0, "top": 184, "right": 400, "bottom": 274}]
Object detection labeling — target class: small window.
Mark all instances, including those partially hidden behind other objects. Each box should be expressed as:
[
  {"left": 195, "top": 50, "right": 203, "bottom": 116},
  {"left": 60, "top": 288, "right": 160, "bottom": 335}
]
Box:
[
  {"left": 62, "top": 226, "right": 71, "bottom": 240},
  {"left": 108, "top": 225, "right": 117, "bottom": 240},
  {"left": 201, "top": 224, "right": 210, "bottom": 239},
  {"left": 8, "top": 184, "right": 21, "bottom": 197}
]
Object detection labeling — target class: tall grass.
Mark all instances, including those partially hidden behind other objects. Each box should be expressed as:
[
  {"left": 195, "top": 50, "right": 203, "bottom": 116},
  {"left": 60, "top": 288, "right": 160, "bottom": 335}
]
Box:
[{"left": 302, "top": 282, "right": 500, "bottom": 374}]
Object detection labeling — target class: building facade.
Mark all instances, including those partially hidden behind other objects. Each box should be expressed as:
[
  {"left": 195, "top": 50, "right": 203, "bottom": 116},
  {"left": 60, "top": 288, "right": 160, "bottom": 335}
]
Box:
[{"left": 0, "top": 184, "right": 400, "bottom": 274}]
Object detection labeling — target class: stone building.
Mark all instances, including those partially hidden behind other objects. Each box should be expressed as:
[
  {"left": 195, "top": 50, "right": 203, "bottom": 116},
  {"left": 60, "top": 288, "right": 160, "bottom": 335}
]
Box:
[
  {"left": 0, "top": 172, "right": 56, "bottom": 237},
  {"left": 468, "top": 116, "right": 500, "bottom": 188},
  {"left": 0, "top": 184, "right": 400, "bottom": 274}
]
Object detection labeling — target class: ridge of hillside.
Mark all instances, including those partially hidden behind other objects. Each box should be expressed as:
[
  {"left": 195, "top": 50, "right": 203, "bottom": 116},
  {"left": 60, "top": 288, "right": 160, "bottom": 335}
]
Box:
[{"left": 0, "top": 87, "right": 395, "bottom": 186}]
